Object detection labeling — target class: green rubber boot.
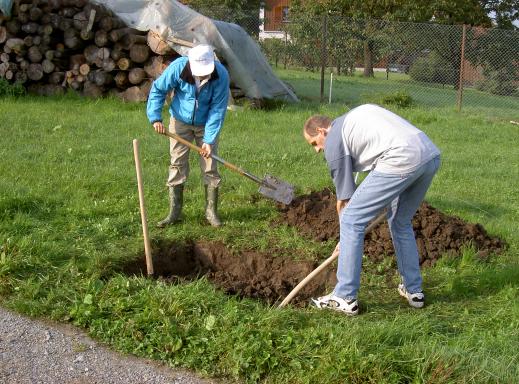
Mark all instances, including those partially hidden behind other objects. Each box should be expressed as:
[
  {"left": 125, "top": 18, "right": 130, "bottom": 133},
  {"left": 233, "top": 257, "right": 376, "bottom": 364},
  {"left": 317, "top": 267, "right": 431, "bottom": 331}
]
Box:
[
  {"left": 156, "top": 185, "right": 184, "bottom": 228},
  {"left": 205, "top": 185, "right": 222, "bottom": 227}
]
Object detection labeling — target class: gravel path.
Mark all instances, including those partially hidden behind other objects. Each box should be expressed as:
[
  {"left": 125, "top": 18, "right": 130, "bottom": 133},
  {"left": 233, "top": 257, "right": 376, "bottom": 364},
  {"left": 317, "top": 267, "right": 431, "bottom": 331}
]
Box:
[{"left": 0, "top": 307, "right": 221, "bottom": 384}]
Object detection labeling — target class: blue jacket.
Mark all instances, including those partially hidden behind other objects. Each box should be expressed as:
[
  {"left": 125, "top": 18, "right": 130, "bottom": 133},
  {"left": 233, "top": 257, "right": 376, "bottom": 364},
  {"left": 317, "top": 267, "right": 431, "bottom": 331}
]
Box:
[{"left": 146, "top": 57, "right": 230, "bottom": 145}]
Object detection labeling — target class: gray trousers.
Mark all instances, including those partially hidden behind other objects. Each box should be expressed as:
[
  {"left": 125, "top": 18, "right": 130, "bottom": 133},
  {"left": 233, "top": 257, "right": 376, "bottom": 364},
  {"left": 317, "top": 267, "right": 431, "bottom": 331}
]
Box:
[{"left": 167, "top": 118, "right": 221, "bottom": 187}]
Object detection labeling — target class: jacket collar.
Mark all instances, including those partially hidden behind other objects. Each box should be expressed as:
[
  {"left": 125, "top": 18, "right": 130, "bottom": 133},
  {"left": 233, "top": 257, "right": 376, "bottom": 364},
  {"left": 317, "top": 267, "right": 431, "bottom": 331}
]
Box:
[{"left": 180, "top": 61, "right": 220, "bottom": 84}]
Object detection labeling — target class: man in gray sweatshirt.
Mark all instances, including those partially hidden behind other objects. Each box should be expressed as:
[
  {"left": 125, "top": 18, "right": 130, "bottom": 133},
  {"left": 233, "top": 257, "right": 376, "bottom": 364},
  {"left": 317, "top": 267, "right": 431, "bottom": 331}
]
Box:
[{"left": 304, "top": 104, "right": 441, "bottom": 315}]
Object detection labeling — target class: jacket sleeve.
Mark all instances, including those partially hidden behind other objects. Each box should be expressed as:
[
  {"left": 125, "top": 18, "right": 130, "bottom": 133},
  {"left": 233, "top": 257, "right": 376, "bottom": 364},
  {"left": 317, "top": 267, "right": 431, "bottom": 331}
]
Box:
[
  {"left": 146, "top": 60, "right": 181, "bottom": 123},
  {"left": 203, "top": 65, "right": 230, "bottom": 145},
  {"left": 324, "top": 119, "right": 356, "bottom": 200},
  {"left": 328, "top": 156, "right": 356, "bottom": 200}
]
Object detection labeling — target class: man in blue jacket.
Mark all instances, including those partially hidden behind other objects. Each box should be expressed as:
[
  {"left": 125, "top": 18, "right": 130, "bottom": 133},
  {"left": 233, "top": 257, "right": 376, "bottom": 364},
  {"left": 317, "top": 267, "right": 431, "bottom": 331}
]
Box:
[{"left": 147, "top": 44, "right": 230, "bottom": 227}]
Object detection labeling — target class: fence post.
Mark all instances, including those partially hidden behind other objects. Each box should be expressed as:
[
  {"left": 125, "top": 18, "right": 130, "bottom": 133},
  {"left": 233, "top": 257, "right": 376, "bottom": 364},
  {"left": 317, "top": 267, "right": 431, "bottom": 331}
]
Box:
[
  {"left": 320, "top": 14, "right": 328, "bottom": 103},
  {"left": 284, "top": 29, "right": 288, "bottom": 69},
  {"left": 456, "top": 24, "right": 467, "bottom": 112},
  {"left": 329, "top": 72, "right": 333, "bottom": 104}
]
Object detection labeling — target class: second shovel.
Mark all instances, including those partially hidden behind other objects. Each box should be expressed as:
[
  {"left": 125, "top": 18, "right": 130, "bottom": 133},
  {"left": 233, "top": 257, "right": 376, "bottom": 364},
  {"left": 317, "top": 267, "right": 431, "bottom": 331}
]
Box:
[{"left": 162, "top": 131, "right": 295, "bottom": 205}]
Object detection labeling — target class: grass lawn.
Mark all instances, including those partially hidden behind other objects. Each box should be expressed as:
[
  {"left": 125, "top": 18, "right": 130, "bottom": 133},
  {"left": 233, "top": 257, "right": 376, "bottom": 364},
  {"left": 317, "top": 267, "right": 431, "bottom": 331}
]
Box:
[
  {"left": 275, "top": 67, "right": 519, "bottom": 119},
  {"left": 1, "top": 74, "right": 518, "bottom": 383}
]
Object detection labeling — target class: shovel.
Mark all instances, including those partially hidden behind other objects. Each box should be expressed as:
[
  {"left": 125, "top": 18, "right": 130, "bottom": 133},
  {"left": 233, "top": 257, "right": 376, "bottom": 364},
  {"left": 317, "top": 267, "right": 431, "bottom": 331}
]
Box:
[
  {"left": 278, "top": 211, "right": 387, "bottom": 308},
  {"left": 162, "top": 131, "right": 295, "bottom": 205}
]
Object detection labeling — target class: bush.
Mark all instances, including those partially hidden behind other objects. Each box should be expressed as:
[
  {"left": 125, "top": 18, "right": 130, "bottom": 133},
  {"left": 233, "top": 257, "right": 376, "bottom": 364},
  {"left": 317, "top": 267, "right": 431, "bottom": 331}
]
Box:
[
  {"left": 0, "top": 79, "right": 26, "bottom": 97},
  {"left": 409, "top": 51, "right": 457, "bottom": 85},
  {"left": 361, "top": 90, "right": 414, "bottom": 108},
  {"left": 474, "top": 69, "right": 518, "bottom": 96},
  {"left": 259, "top": 38, "right": 287, "bottom": 68}
]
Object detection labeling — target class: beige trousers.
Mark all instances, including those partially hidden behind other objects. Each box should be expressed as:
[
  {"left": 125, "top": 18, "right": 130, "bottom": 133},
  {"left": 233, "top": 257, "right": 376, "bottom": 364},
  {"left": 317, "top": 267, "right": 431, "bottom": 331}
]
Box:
[{"left": 167, "top": 118, "right": 221, "bottom": 187}]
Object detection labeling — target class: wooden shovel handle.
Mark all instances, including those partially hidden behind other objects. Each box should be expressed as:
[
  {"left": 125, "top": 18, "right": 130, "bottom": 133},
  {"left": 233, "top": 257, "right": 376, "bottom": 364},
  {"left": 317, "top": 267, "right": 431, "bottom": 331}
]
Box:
[
  {"left": 162, "top": 131, "right": 269, "bottom": 187},
  {"left": 162, "top": 130, "right": 207, "bottom": 155},
  {"left": 278, "top": 211, "right": 387, "bottom": 308}
]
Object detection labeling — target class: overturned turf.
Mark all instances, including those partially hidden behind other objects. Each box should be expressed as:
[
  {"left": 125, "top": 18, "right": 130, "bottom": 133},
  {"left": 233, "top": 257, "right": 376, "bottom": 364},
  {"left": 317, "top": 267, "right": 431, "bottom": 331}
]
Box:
[{"left": 276, "top": 188, "right": 506, "bottom": 267}]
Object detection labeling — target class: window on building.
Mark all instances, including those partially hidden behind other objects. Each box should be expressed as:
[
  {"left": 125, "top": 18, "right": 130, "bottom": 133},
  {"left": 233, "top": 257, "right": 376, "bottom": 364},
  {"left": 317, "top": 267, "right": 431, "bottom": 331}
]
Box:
[{"left": 282, "top": 6, "right": 289, "bottom": 22}]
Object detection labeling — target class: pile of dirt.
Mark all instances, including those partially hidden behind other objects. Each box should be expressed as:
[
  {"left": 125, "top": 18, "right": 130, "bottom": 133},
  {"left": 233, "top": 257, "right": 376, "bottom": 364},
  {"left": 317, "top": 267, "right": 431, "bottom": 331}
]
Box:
[
  {"left": 123, "top": 240, "right": 335, "bottom": 306},
  {"left": 276, "top": 189, "right": 506, "bottom": 267}
]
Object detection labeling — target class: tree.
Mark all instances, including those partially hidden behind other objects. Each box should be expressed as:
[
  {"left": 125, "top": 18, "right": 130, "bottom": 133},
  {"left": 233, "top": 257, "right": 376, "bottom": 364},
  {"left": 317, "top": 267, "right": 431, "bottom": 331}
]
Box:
[
  {"left": 289, "top": 0, "right": 435, "bottom": 77},
  {"left": 418, "top": 1, "right": 518, "bottom": 90},
  {"left": 479, "top": 0, "right": 519, "bottom": 29},
  {"left": 182, "top": 0, "right": 262, "bottom": 36},
  {"left": 288, "top": 0, "right": 519, "bottom": 78},
  {"left": 466, "top": 26, "right": 519, "bottom": 95},
  {"left": 428, "top": 0, "right": 491, "bottom": 26}
]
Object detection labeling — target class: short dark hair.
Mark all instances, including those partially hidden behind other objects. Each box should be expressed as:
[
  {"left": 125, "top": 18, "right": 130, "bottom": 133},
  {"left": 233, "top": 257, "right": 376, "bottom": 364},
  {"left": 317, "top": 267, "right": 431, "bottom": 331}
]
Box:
[{"left": 303, "top": 115, "right": 332, "bottom": 137}]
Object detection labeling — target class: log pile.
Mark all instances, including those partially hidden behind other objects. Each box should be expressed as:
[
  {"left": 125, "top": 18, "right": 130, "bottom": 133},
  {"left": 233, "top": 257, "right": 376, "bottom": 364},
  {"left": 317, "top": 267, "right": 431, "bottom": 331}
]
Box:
[{"left": 0, "top": 0, "right": 181, "bottom": 101}]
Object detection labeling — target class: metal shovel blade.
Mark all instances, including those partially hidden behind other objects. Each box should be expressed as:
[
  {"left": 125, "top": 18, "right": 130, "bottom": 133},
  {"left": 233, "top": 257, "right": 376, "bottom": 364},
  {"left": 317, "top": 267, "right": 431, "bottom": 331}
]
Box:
[{"left": 258, "top": 174, "right": 295, "bottom": 205}]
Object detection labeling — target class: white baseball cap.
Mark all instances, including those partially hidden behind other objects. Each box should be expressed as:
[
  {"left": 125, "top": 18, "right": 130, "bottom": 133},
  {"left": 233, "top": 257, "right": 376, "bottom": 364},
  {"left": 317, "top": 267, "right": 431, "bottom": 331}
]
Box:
[{"left": 188, "top": 44, "right": 215, "bottom": 76}]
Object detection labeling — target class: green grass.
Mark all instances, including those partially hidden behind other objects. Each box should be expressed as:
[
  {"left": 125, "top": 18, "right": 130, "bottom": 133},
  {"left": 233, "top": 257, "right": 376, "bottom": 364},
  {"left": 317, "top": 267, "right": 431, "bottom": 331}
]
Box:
[
  {"left": 275, "top": 68, "right": 519, "bottom": 119},
  {"left": 1, "top": 76, "right": 518, "bottom": 383}
]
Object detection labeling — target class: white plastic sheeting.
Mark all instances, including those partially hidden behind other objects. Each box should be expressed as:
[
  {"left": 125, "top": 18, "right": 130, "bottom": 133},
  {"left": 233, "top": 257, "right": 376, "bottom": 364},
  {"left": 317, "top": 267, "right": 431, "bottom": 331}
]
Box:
[
  {"left": 0, "top": 0, "right": 14, "bottom": 16},
  {"left": 91, "top": 0, "right": 298, "bottom": 102}
]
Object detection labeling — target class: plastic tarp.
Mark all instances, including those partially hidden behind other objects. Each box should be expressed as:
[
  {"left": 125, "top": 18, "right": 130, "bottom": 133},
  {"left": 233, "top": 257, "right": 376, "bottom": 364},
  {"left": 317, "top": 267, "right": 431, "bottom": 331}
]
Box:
[
  {"left": 92, "top": 0, "right": 298, "bottom": 102},
  {"left": 0, "top": 0, "right": 14, "bottom": 16}
]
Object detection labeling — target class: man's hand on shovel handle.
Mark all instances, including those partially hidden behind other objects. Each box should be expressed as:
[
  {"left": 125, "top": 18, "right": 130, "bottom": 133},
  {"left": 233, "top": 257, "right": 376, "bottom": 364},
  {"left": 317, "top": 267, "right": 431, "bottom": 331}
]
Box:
[
  {"left": 154, "top": 122, "right": 211, "bottom": 159},
  {"left": 153, "top": 121, "right": 166, "bottom": 134},
  {"left": 201, "top": 143, "right": 212, "bottom": 158}
]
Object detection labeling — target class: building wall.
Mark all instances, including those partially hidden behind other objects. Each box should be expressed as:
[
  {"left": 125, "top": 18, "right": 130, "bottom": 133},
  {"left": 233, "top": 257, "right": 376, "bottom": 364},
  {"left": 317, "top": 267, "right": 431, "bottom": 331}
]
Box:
[{"left": 264, "top": 0, "right": 291, "bottom": 32}]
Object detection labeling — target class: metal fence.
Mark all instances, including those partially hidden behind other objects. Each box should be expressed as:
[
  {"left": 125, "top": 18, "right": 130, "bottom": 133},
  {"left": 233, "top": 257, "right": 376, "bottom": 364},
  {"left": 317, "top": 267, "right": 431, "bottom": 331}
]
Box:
[
  {"left": 199, "top": 6, "right": 518, "bottom": 114},
  {"left": 274, "top": 18, "right": 518, "bottom": 107}
]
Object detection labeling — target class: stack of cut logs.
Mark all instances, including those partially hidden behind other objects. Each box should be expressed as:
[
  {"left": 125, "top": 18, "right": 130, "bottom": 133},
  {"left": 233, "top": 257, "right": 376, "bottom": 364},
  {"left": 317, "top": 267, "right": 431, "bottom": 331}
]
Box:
[{"left": 0, "top": 0, "right": 180, "bottom": 101}]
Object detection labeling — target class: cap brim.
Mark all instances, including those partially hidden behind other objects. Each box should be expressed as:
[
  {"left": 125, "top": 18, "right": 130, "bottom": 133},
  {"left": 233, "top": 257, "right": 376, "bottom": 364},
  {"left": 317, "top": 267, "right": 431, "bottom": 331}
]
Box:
[{"left": 191, "top": 62, "right": 215, "bottom": 77}]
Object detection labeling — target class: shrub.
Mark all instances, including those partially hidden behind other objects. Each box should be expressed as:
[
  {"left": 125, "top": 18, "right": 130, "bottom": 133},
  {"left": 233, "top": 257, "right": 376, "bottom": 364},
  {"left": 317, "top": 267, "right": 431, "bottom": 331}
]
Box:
[
  {"left": 409, "top": 51, "right": 457, "bottom": 85},
  {"left": 474, "top": 69, "right": 518, "bottom": 96},
  {"left": 0, "top": 79, "right": 26, "bottom": 97},
  {"left": 361, "top": 90, "right": 414, "bottom": 108},
  {"left": 259, "top": 38, "right": 287, "bottom": 68}
]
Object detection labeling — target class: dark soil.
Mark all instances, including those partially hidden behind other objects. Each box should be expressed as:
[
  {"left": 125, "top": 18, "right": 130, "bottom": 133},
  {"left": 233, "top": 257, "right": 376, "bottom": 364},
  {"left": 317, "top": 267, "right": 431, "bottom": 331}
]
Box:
[
  {"left": 125, "top": 189, "right": 505, "bottom": 305},
  {"left": 276, "top": 188, "right": 505, "bottom": 267},
  {"left": 123, "top": 239, "right": 336, "bottom": 306}
]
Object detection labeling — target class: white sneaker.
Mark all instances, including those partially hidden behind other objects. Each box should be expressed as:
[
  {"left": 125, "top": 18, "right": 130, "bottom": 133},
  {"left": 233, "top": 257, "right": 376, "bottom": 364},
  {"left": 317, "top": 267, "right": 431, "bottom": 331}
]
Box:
[
  {"left": 311, "top": 293, "right": 359, "bottom": 316},
  {"left": 398, "top": 284, "right": 425, "bottom": 308}
]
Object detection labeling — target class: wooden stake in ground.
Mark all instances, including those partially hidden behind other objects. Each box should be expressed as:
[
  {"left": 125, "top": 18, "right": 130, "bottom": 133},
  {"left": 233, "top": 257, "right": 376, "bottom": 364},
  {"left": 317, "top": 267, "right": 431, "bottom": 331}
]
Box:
[{"left": 132, "top": 139, "right": 154, "bottom": 276}]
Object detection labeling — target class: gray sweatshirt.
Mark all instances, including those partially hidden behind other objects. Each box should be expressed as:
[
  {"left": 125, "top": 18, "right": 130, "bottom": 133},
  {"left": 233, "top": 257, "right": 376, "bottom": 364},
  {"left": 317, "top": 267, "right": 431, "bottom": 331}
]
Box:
[{"left": 324, "top": 104, "right": 440, "bottom": 200}]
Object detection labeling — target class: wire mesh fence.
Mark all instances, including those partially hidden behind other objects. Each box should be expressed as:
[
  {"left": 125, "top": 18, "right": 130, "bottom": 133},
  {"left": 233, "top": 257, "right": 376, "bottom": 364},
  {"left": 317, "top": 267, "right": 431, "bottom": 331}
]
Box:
[
  {"left": 259, "top": 16, "right": 518, "bottom": 112},
  {"left": 199, "top": 5, "right": 518, "bottom": 115}
]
